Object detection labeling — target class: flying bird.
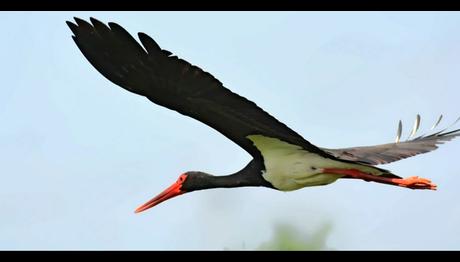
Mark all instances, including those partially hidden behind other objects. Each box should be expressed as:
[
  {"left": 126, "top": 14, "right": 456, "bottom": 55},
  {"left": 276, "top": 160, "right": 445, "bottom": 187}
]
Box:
[{"left": 67, "top": 17, "right": 460, "bottom": 213}]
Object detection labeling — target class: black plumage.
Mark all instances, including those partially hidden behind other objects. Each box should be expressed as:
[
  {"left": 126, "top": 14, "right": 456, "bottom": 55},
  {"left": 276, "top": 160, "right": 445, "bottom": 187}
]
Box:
[{"left": 67, "top": 17, "right": 336, "bottom": 163}]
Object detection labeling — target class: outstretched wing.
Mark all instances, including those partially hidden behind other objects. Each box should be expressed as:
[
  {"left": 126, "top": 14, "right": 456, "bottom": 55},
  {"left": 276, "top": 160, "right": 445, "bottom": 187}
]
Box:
[
  {"left": 323, "top": 115, "right": 460, "bottom": 165},
  {"left": 67, "top": 17, "right": 335, "bottom": 160}
]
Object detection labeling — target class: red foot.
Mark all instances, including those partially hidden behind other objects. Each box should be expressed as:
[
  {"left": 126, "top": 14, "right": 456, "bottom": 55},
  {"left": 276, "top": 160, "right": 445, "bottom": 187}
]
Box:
[{"left": 390, "top": 176, "right": 437, "bottom": 190}]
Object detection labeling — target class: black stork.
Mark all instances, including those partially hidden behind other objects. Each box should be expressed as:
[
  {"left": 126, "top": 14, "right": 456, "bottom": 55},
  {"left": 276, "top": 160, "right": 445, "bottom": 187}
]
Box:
[{"left": 67, "top": 17, "right": 460, "bottom": 214}]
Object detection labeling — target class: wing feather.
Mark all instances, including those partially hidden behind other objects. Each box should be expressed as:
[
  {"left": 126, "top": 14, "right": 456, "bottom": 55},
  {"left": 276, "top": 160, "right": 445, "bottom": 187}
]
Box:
[
  {"left": 324, "top": 116, "right": 460, "bottom": 165},
  {"left": 68, "top": 17, "right": 335, "bottom": 160}
]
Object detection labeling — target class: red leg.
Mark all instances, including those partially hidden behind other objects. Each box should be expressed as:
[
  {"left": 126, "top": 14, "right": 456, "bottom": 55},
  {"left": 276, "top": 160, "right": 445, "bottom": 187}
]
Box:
[{"left": 322, "top": 168, "right": 437, "bottom": 190}]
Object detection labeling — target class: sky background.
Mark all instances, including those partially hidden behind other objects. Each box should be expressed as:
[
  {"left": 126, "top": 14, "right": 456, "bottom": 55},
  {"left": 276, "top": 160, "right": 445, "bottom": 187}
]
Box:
[{"left": 1, "top": 11, "right": 460, "bottom": 250}]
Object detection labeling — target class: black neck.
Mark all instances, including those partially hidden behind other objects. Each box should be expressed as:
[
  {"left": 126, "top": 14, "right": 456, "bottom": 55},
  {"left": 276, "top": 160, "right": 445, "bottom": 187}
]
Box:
[
  {"left": 184, "top": 160, "right": 274, "bottom": 192},
  {"left": 211, "top": 160, "right": 272, "bottom": 188}
]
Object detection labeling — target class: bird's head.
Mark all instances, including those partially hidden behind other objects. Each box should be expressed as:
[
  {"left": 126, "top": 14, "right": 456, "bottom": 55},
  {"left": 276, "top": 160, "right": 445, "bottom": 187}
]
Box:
[{"left": 134, "top": 171, "right": 210, "bottom": 213}]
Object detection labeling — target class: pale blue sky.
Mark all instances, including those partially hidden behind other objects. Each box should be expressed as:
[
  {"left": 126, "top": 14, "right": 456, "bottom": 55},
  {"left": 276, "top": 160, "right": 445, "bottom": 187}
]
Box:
[{"left": 1, "top": 11, "right": 460, "bottom": 250}]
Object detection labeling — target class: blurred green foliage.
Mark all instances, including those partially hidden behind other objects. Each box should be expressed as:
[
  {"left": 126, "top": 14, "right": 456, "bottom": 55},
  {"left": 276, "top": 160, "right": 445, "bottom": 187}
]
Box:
[{"left": 257, "top": 222, "right": 333, "bottom": 250}]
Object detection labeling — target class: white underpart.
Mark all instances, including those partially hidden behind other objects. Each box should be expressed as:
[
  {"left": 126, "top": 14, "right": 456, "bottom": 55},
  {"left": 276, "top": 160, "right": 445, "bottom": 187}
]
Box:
[{"left": 247, "top": 135, "right": 384, "bottom": 191}]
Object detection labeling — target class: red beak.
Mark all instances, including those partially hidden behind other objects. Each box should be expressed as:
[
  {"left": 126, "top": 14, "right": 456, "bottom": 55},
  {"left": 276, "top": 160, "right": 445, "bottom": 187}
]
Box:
[{"left": 134, "top": 180, "right": 185, "bottom": 213}]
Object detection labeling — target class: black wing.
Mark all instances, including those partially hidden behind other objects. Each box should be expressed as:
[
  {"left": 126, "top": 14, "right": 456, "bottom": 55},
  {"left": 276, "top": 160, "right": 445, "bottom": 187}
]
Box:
[
  {"left": 323, "top": 116, "right": 460, "bottom": 165},
  {"left": 67, "top": 17, "right": 335, "bottom": 160}
]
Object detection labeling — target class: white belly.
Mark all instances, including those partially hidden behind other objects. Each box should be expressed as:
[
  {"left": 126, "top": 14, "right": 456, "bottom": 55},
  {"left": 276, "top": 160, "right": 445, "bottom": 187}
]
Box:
[{"left": 247, "top": 135, "right": 382, "bottom": 191}]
